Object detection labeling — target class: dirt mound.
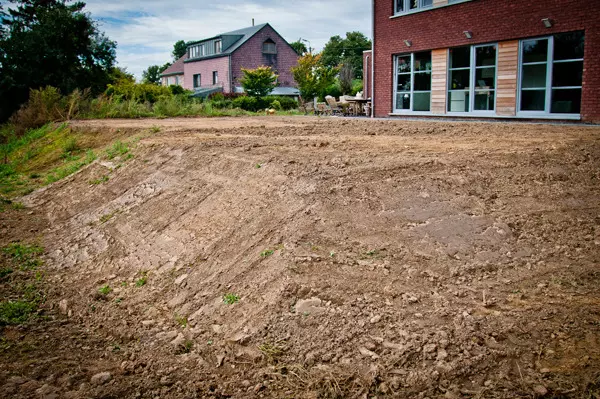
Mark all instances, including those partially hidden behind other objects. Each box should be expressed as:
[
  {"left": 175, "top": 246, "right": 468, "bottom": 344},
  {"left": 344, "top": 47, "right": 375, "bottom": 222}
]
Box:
[{"left": 2, "top": 117, "right": 600, "bottom": 398}]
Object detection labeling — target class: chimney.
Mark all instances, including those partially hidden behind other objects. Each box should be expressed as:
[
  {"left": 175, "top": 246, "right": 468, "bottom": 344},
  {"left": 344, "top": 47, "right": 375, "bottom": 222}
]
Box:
[{"left": 252, "top": 18, "right": 255, "bottom": 26}]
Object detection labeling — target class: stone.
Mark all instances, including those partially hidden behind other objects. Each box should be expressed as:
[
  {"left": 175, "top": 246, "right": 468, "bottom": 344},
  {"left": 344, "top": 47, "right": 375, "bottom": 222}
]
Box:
[
  {"left": 90, "top": 372, "right": 112, "bottom": 385},
  {"left": 175, "top": 274, "right": 188, "bottom": 285},
  {"left": 423, "top": 344, "right": 437, "bottom": 353},
  {"left": 358, "top": 347, "right": 380, "bottom": 359},
  {"left": 58, "top": 299, "right": 69, "bottom": 315},
  {"left": 295, "top": 297, "right": 324, "bottom": 315},
  {"left": 167, "top": 292, "right": 189, "bottom": 308},
  {"left": 370, "top": 315, "right": 382, "bottom": 324},
  {"left": 533, "top": 385, "right": 548, "bottom": 396}
]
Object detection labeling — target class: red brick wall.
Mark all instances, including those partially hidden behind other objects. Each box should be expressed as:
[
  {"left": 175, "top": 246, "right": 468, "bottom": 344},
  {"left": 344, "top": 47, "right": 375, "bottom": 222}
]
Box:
[
  {"left": 231, "top": 25, "right": 298, "bottom": 89},
  {"left": 183, "top": 56, "right": 231, "bottom": 92},
  {"left": 363, "top": 51, "right": 373, "bottom": 99},
  {"left": 373, "top": 0, "right": 600, "bottom": 122}
]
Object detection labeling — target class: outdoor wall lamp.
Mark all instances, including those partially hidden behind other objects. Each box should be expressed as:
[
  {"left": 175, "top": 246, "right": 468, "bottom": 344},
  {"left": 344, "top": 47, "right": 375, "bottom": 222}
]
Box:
[
  {"left": 542, "top": 18, "right": 553, "bottom": 28},
  {"left": 403, "top": 40, "right": 412, "bottom": 47},
  {"left": 463, "top": 31, "right": 473, "bottom": 39}
]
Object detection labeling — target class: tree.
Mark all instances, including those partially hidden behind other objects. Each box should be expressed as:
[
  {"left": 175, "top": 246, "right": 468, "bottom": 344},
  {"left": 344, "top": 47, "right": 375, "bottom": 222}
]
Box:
[
  {"left": 0, "top": 0, "right": 116, "bottom": 122},
  {"left": 339, "top": 62, "right": 354, "bottom": 95},
  {"left": 142, "top": 63, "right": 171, "bottom": 85},
  {"left": 291, "top": 53, "right": 338, "bottom": 101},
  {"left": 240, "top": 66, "right": 278, "bottom": 97},
  {"left": 289, "top": 41, "right": 308, "bottom": 56},
  {"left": 172, "top": 40, "right": 187, "bottom": 60},
  {"left": 320, "top": 31, "right": 371, "bottom": 78},
  {"left": 109, "top": 67, "right": 135, "bottom": 84}
]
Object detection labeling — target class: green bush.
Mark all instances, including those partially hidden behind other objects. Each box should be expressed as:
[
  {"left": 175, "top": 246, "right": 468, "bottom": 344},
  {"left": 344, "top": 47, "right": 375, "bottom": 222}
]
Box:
[
  {"left": 105, "top": 82, "right": 172, "bottom": 103},
  {"left": 351, "top": 79, "right": 364, "bottom": 96},
  {"left": 169, "top": 85, "right": 188, "bottom": 95},
  {"left": 270, "top": 100, "right": 282, "bottom": 110},
  {"left": 232, "top": 96, "right": 260, "bottom": 111}
]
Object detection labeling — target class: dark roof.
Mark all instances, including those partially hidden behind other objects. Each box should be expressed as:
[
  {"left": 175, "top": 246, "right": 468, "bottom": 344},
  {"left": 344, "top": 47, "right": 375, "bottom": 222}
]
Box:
[
  {"left": 160, "top": 53, "right": 188, "bottom": 77},
  {"left": 184, "top": 23, "right": 270, "bottom": 62}
]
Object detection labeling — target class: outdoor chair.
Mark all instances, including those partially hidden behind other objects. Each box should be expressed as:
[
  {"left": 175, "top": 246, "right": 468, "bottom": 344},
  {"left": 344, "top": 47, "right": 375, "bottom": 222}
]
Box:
[{"left": 325, "top": 96, "right": 343, "bottom": 116}]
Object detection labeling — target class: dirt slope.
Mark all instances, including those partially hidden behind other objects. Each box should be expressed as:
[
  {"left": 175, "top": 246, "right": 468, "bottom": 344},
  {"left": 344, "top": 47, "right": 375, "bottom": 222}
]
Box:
[{"left": 2, "top": 116, "right": 600, "bottom": 398}]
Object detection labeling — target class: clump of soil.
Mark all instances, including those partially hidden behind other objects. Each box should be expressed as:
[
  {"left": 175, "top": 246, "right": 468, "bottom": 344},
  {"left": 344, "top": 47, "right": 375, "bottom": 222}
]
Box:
[{"left": 1, "top": 116, "right": 600, "bottom": 398}]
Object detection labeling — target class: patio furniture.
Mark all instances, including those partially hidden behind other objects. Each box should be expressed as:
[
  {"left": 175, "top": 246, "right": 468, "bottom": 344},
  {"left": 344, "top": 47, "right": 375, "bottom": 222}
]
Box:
[
  {"left": 325, "top": 96, "right": 343, "bottom": 116},
  {"left": 315, "top": 102, "right": 330, "bottom": 116}
]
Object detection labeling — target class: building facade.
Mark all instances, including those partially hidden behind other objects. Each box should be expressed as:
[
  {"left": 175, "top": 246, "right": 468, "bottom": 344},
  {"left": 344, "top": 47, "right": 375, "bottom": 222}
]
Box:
[
  {"left": 367, "top": 0, "right": 600, "bottom": 122},
  {"left": 161, "top": 23, "right": 299, "bottom": 97}
]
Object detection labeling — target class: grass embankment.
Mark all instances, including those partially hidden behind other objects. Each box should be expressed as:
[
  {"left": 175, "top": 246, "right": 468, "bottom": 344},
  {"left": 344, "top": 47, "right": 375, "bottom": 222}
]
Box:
[
  {"left": 0, "top": 242, "right": 45, "bottom": 327},
  {"left": 0, "top": 122, "right": 140, "bottom": 202}
]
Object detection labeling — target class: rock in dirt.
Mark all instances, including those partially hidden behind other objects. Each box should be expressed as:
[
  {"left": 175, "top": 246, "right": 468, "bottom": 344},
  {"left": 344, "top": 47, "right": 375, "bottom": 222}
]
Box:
[
  {"left": 90, "top": 372, "right": 112, "bottom": 385},
  {"left": 58, "top": 299, "right": 69, "bottom": 315},
  {"left": 295, "top": 297, "right": 324, "bottom": 315},
  {"left": 370, "top": 315, "right": 382, "bottom": 324},
  {"left": 358, "top": 346, "right": 380, "bottom": 359},
  {"left": 533, "top": 385, "right": 548, "bottom": 396},
  {"left": 174, "top": 274, "right": 188, "bottom": 285}
]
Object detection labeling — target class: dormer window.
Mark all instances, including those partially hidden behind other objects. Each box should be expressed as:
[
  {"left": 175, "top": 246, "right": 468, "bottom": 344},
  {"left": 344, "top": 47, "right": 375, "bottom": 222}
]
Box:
[
  {"left": 395, "top": 0, "right": 432, "bottom": 15},
  {"left": 214, "top": 40, "right": 222, "bottom": 53},
  {"left": 263, "top": 39, "right": 277, "bottom": 54}
]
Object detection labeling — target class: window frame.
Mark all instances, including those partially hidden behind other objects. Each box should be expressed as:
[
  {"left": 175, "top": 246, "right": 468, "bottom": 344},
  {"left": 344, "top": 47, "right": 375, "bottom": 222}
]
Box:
[
  {"left": 193, "top": 74, "right": 201, "bottom": 89},
  {"left": 214, "top": 40, "right": 222, "bottom": 54},
  {"left": 212, "top": 71, "right": 219, "bottom": 85},
  {"left": 263, "top": 40, "right": 277, "bottom": 54},
  {"left": 517, "top": 34, "right": 584, "bottom": 117},
  {"left": 392, "top": 51, "right": 433, "bottom": 113},
  {"left": 394, "top": 0, "right": 433, "bottom": 16},
  {"left": 447, "top": 43, "right": 498, "bottom": 116}
]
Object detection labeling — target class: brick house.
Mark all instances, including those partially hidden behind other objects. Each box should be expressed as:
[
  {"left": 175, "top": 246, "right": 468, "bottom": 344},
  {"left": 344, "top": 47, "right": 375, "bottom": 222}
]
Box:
[
  {"left": 161, "top": 23, "right": 299, "bottom": 97},
  {"left": 365, "top": 0, "right": 600, "bottom": 122}
]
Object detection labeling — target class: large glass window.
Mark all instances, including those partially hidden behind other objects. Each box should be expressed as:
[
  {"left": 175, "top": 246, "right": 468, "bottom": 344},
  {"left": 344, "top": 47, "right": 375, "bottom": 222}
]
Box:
[
  {"left": 448, "top": 44, "right": 497, "bottom": 113},
  {"left": 395, "top": 0, "right": 432, "bottom": 14},
  {"left": 193, "top": 74, "right": 201, "bottom": 88},
  {"left": 519, "top": 31, "right": 584, "bottom": 115},
  {"left": 394, "top": 51, "right": 432, "bottom": 112}
]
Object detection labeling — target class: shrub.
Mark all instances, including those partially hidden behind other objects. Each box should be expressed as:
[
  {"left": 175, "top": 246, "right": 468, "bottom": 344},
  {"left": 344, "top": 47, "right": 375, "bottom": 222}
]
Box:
[
  {"left": 105, "top": 82, "right": 172, "bottom": 103},
  {"left": 270, "top": 100, "right": 282, "bottom": 110},
  {"left": 232, "top": 96, "right": 260, "bottom": 112},
  {"left": 240, "top": 66, "right": 278, "bottom": 98},
  {"left": 169, "top": 85, "right": 187, "bottom": 95},
  {"left": 9, "top": 87, "right": 64, "bottom": 136}
]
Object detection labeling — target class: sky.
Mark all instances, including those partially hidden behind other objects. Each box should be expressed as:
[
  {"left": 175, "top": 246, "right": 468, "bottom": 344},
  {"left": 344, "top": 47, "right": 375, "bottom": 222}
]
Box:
[{"left": 84, "top": 0, "right": 372, "bottom": 80}]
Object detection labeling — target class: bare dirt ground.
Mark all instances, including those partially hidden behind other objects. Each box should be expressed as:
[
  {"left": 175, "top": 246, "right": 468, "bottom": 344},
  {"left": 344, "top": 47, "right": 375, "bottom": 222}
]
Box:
[{"left": 2, "top": 116, "right": 600, "bottom": 398}]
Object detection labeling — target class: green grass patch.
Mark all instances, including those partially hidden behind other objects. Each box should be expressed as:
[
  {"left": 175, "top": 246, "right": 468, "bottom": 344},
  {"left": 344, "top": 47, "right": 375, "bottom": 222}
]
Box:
[
  {"left": 45, "top": 149, "right": 97, "bottom": 184},
  {"left": 0, "top": 300, "right": 37, "bottom": 325},
  {"left": 106, "top": 141, "right": 129, "bottom": 159},
  {"left": 2, "top": 242, "right": 44, "bottom": 270}
]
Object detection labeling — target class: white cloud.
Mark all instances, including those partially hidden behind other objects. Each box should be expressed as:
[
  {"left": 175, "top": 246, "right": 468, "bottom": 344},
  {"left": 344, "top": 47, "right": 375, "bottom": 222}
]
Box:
[{"left": 85, "top": 0, "right": 371, "bottom": 79}]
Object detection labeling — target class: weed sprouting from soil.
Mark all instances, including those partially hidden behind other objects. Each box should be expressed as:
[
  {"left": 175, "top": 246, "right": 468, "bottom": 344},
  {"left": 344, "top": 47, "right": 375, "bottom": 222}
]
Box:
[
  {"left": 175, "top": 314, "right": 188, "bottom": 328},
  {"left": 136, "top": 273, "right": 148, "bottom": 287},
  {"left": 99, "top": 210, "right": 119, "bottom": 224},
  {"left": 98, "top": 285, "right": 112, "bottom": 296},
  {"left": 259, "top": 341, "right": 286, "bottom": 363},
  {"left": 150, "top": 126, "right": 161, "bottom": 133},
  {"left": 176, "top": 340, "right": 194, "bottom": 354},
  {"left": 89, "top": 175, "right": 109, "bottom": 185},
  {"left": 12, "top": 202, "right": 25, "bottom": 210},
  {"left": 223, "top": 293, "right": 240, "bottom": 305},
  {"left": 260, "top": 249, "right": 275, "bottom": 258}
]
